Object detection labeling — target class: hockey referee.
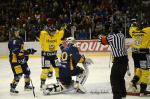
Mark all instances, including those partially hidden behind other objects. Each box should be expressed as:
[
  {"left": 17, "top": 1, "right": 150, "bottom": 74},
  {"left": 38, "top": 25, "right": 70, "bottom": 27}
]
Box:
[{"left": 98, "top": 24, "right": 128, "bottom": 99}]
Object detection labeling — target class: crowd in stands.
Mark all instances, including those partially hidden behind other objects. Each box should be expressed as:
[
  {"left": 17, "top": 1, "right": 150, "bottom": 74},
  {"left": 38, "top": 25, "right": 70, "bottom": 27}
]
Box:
[{"left": 0, "top": 0, "right": 149, "bottom": 42}]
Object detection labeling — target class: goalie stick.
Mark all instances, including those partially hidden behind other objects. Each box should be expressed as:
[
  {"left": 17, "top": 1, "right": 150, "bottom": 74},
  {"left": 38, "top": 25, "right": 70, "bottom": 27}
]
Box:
[{"left": 77, "top": 62, "right": 89, "bottom": 85}]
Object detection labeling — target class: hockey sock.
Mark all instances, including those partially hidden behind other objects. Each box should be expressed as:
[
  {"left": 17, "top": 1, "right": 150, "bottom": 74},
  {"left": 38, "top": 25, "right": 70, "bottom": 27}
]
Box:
[{"left": 24, "top": 77, "right": 30, "bottom": 85}]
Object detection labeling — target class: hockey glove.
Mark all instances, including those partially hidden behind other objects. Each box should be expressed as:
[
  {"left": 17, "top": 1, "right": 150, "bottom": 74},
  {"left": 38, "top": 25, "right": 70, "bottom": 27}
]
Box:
[
  {"left": 26, "top": 48, "right": 37, "bottom": 54},
  {"left": 17, "top": 55, "right": 26, "bottom": 64},
  {"left": 98, "top": 35, "right": 108, "bottom": 45}
]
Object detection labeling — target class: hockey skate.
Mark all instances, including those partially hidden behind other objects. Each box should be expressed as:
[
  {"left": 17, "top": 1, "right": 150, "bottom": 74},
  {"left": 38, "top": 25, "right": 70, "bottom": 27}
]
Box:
[
  {"left": 24, "top": 85, "right": 33, "bottom": 91},
  {"left": 10, "top": 88, "right": 19, "bottom": 94},
  {"left": 127, "top": 90, "right": 150, "bottom": 96},
  {"left": 140, "top": 90, "right": 150, "bottom": 96},
  {"left": 139, "top": 83, "right": 150, "bottom": 96},
  {"left": 10, "top": 83, "right": 19, "bottom": 94}
]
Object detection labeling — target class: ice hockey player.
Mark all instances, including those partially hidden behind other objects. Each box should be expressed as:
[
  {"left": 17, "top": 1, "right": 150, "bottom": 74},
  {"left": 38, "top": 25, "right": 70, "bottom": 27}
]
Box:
[
  {"left": 42, "top": 37, "right": 93, "bottom": 95},
  {"left": 128, "top": 19, "right": 150, "bottom": 96},
  {"left": 36, "top": 25, "right": 66, "bottom": 89},
  {"left": 98, "top": 23, "right": 129, "bottom": 99},
  {"left": 8, "top": 29, "right": 37, "bottom": 94}
]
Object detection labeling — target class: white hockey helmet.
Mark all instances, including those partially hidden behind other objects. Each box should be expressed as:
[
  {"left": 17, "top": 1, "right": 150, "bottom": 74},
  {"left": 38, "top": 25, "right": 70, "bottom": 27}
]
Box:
[{"left": 66, "top": 37, "right": 75, "bottom": 44}]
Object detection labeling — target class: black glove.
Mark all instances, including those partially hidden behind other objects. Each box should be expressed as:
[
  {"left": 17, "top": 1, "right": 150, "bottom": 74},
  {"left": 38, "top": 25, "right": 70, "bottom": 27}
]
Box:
[
  {"left": 17, "top": 55, "right": 26, "bottom": 64},
  {"left": 26, "top": 48, "right": 37, "bottom": 54}
]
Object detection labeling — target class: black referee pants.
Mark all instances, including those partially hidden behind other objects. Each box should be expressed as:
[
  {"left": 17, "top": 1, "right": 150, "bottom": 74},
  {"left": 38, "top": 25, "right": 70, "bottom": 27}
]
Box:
[{"left": 110, "top": 56, "right": 128, "bottom": 99}]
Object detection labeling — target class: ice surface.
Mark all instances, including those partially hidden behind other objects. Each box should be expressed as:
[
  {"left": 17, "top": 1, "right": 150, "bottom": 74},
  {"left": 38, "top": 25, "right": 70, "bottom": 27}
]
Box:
[{"left": 0, "top": 56, "right": 149, "bottom": 99}]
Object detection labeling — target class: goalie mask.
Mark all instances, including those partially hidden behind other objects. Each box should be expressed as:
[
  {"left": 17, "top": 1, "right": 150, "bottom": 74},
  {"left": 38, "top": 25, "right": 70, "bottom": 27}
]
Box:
[{"left": 66, "top": 37, "right": 76, "bottom": 44}]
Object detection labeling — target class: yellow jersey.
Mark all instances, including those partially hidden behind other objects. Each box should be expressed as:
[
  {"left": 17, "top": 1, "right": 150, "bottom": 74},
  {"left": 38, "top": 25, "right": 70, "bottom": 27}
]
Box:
[
  {"left": 39, "top": 29, "right": 64, "bottom": 52},
  {"left": 129, "top": 26, "right": 150, "bottom": 48}
]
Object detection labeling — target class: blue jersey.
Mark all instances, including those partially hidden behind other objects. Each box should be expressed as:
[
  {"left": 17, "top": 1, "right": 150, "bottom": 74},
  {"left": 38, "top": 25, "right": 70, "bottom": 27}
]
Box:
[
  {"left": 8, "top": 37, "right": 29, "bottom": 63},
  {"left": 8, "top": 37, "right": 24, "bottom": 54},
  {"left": 8, "top": 37, "right": 24, "bottom": 63},
  {"left": 59, "top": 44, "right": 84, "bottom": 77}
]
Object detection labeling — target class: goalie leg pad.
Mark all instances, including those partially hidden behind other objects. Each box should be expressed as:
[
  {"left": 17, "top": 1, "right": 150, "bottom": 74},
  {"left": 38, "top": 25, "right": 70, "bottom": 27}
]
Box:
[
  {"left": 76, "top": 63, "right": 89, "bottom": 85},
  {"left": 43, "top": 83, "right": 64, "bottom": 95},
  {"left": 73, "top": 82, "right": 86, "bottom": 93},
  {"left": 76, "top": 71, "right": 87, "bottom": 85},
  {"left": 43, "top": 82, "right": 75, "bottom": 95}
]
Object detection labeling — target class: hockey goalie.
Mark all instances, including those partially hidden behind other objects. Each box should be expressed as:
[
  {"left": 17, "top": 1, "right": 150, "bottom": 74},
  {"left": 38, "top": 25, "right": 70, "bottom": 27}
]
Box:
[{"left": 42, "top": 37, "right": 93, "bottom": 95}]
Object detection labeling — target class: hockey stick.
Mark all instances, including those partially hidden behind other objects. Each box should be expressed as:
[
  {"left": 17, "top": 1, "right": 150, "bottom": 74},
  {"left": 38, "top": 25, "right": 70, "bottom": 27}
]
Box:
[{"left": 30, "top": 79, "right": 36, "bottom": 97}]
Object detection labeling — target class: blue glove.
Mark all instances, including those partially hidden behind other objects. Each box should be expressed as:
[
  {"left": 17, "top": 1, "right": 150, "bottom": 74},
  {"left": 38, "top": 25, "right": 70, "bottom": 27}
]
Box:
[{"left": 26, "top": 48, "right": 37, "bottom": 54}]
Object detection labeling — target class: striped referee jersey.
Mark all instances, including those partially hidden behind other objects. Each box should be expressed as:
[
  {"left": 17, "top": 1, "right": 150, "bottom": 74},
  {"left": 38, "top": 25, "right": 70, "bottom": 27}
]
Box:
[{"left": 107, "top": 32, "right": 127, "bottom": 57}]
